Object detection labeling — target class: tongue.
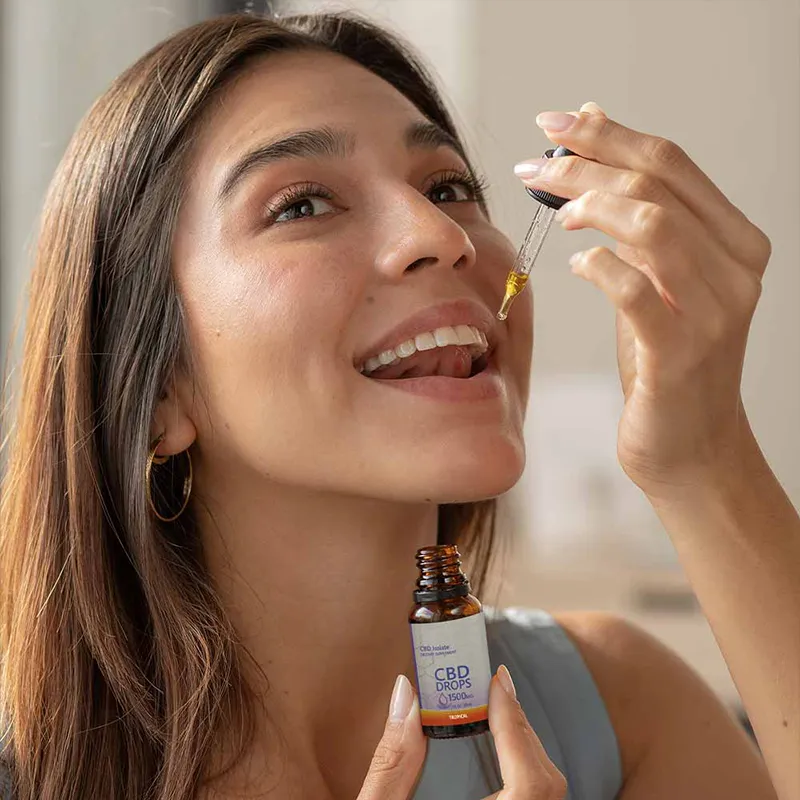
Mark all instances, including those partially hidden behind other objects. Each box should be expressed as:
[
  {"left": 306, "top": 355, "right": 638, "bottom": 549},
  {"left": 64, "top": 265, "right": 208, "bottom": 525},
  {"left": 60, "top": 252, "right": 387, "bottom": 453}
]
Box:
[{"left": 370, "top": 344, "right": 473, "bottom": 379}]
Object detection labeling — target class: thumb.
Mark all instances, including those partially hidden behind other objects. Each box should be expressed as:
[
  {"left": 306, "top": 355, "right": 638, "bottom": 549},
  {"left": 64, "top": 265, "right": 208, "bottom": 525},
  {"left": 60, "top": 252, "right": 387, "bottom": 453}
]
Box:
[{"left": 357, "top": 675, "right": 427, "bottom": 800}]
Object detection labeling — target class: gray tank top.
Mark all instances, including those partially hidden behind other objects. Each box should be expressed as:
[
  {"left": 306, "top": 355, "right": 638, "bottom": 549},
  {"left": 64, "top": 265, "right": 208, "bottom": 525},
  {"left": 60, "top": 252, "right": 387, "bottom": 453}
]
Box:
[
  {"left": 412, "top": 607, "right": 622, "bottom": 800},
  {"left": 0, "top": 608, "right": 622, "bottom": 799}
]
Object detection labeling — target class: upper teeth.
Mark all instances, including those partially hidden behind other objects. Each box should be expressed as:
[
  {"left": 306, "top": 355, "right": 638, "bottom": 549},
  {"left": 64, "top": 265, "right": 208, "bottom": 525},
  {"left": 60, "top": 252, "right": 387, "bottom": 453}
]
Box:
[{"left": 359, "top": 324, "right": 489, "bottom": 375}]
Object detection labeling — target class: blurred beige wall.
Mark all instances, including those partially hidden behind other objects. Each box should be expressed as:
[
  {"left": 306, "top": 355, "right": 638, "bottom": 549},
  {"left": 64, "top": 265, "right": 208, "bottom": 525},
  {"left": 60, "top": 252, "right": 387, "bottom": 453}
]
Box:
[{"left": 0, "top": 0, "right": 202, "bottom": 369}]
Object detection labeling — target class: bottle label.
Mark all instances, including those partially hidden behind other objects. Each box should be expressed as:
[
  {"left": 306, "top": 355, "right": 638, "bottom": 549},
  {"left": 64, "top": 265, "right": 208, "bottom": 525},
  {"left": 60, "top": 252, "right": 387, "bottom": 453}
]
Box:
[{"left": 409, "top": 612, "right": 491, "bottom": 727}]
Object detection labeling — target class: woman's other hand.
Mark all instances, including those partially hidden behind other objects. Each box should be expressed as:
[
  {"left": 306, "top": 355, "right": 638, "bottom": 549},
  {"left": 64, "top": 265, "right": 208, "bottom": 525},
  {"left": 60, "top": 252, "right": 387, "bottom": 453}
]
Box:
[{"left": 357, "top": 667, "right": 566, "bottom": 800}]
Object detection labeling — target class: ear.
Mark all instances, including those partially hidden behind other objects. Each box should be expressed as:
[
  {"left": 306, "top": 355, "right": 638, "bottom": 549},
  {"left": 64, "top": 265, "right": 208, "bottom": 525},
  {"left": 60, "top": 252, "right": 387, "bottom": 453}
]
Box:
[{"left": 149, "top": 375, "right": 197, "bottom": 457}]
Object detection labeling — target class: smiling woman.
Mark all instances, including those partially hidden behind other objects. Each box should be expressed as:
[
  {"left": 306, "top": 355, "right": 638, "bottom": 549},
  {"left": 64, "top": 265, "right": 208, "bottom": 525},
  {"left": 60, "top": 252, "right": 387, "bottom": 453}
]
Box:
[
  {"left": 0, "top": 13, "right": 528, "bottom": 800},
  {"left": 0, "top": 9, "right": 785, "bottom": 800}
]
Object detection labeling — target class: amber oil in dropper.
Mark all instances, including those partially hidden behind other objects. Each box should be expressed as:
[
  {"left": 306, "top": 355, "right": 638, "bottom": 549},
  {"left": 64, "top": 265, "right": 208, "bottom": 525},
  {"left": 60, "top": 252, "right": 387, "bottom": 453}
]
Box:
[
  {"left": 497, "top": 272, "right": 529, "bottom": 321},
  {"left": 496, "top": 145, "right": 577, "bottom": 321},
  {"left": 408, "top": 544, "right": 492, "bottom": 739}
]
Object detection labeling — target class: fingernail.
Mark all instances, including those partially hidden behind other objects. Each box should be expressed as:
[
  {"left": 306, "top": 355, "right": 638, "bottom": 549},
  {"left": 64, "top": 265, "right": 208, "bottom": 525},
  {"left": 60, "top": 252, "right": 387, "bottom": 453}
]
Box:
[
  {"left": 569, "top": 251, "right": 586, "bottom": 272},
  {"left": 497, "top": 664, "right": 517, "bottom": 700},
  {"left": 580, "top": 101, "right": 607, "bottom": 115},
  {"left": 389, "top": 674, "right": 414, "bottom": 723},
  {"left": 514, "top": 158, "right": 548, "bottom": 179},
  {"left": 536, "top": 111, "right": 578, "bottom": 132}
]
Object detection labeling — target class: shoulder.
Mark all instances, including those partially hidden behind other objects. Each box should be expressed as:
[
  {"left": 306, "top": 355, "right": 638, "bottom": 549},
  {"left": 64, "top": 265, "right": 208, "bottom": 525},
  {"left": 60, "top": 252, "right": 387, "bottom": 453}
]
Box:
[
  {"left": 552, "top": 611, "right": 725, "bottom": 767},
  {"left": 552, "top": 611, "right": 680, "bottom": 770},
  {"left": 552, "top": 611, "right": 776, "bottom": 798}
]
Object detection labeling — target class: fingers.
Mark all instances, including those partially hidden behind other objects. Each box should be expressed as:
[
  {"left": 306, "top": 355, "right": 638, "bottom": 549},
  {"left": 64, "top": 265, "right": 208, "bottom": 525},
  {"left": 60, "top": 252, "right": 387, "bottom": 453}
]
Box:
[
  {"left": 556, "top": 190, "right": 730, "bottom": 313},
  {"left": 515, "top": 155, "right": 686, "bottom": 220},
  {"left": 531, "top": 104, "right": 769, "bottom": 270},
  {"left": 516, "top": 103, "right": 767, "bottom": 359},
  {"left": 569, "top": 246, "right": 678, "bottom": 344},
  {"left": 488, "top": 665, "right": 567, "bottom": 799},
  {"left": 357, "top": 675, "right": 427, "bottom": 800}
]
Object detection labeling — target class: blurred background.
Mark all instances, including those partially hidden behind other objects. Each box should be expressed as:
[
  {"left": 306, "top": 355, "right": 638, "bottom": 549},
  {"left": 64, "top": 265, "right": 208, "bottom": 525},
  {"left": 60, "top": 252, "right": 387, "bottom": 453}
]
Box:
[{"left": 1, "top": 0, "right": 798, "bottom": 723}]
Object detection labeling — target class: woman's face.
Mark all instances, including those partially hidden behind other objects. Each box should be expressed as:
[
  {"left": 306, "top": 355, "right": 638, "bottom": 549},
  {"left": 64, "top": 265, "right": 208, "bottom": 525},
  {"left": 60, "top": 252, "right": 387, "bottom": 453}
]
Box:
[{"left": 172, "top": 49, "right": 533, "bottom": 504}]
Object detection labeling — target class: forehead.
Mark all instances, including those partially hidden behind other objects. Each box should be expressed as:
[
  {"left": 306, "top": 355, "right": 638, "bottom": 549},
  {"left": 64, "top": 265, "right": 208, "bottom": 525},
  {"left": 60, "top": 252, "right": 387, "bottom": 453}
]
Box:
[{"left": 194, "top": 48, "right": 431, "bottom": 171}]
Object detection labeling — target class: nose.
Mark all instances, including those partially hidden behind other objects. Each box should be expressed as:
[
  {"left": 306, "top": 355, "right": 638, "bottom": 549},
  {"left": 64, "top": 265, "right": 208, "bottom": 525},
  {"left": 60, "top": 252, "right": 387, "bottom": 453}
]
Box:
[{"left": 373, "top": 188, "right": 477, "bottom": 280}]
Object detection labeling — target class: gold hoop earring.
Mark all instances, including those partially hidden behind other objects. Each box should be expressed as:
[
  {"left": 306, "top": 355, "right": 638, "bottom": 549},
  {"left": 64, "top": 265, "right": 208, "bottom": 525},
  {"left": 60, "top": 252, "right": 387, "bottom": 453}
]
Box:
[{"left": 145, "top": 433, "right": 193, "bottom": 522}]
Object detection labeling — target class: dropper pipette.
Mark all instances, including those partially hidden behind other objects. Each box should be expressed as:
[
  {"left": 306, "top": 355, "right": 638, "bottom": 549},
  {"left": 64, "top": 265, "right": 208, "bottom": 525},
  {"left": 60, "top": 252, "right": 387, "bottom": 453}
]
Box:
[{"left": 496, "top": 145, "right": 576, "bottom": 321}]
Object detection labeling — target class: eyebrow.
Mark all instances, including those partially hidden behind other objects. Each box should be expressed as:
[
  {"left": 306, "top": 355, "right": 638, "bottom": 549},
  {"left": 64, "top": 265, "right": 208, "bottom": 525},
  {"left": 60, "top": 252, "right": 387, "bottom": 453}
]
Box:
[
  {"left": 404, "top": 120, "right": 463, "bottom": 158},
  {"left": 215, "top": 120, "right": 465, "bottom": 207}
]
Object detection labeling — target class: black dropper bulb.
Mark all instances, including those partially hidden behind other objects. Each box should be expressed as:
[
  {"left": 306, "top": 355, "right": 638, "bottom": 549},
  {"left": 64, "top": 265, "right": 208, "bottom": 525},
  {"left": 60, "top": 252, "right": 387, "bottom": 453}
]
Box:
[{"left": 525, "top": 145, "right": 575, "bottom": 210}]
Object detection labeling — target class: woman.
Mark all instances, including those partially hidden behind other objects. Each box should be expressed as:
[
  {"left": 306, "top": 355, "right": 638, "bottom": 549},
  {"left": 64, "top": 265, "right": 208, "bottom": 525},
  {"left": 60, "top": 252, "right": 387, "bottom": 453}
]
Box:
[{"left": 0, "top": 11, "right": 797, "bottom": 800}]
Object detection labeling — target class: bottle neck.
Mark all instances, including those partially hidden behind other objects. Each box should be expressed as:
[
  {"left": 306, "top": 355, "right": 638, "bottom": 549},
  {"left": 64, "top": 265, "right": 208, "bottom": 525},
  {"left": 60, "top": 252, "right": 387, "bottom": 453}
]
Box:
[{"left": 413, "top": 544, "right": 471, "bottom": 603}]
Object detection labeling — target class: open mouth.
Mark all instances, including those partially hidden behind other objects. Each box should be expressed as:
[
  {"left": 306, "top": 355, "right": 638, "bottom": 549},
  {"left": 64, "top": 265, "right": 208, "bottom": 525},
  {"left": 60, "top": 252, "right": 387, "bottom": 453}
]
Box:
[{"left": 357, "top": 325, "right": 493, "bottom": 381}]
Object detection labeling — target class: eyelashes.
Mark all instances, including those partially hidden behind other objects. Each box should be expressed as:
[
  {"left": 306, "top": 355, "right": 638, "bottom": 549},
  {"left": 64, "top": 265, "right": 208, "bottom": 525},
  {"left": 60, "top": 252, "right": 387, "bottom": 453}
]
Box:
[
  {"left": 425, "top": 169, "right": 490, "bottom": 204},
  {"left": 263, "top": 182, "right": 335, "bottom": 224},
  {"left": 262, "top": 167, "right": 490, "bottom": 225}
]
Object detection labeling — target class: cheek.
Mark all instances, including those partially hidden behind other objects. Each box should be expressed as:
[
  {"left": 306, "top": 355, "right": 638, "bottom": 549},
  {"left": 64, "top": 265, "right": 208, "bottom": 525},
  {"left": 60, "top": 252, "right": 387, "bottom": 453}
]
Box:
[
  {"left": 179, "top": 245, "right": 297, "bottom": 362},
  {"left": 175, "top": 240, "right": 357, "bottom": 423},
  {"left": 181, "top": 234, "right": 357, "bottom": 339},
  {"left": 469, "top": 221, "right": 517, "bottom": 280},
  {"left": 514, "top": 290, "right": 534, "bottom": 397}
]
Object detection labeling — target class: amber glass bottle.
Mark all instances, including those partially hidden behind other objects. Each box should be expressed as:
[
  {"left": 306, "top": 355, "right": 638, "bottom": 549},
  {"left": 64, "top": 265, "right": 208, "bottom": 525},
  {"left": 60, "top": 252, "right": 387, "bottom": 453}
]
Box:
[{"left": 408, "top": 544, "right": 491, "bottom": 739}]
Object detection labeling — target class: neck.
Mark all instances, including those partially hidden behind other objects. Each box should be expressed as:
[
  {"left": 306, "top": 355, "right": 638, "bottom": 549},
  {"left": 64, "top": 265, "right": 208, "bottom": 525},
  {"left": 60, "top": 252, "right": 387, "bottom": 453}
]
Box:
[{"left": 197, "top": 457, "right": 437, "bottom": 753}]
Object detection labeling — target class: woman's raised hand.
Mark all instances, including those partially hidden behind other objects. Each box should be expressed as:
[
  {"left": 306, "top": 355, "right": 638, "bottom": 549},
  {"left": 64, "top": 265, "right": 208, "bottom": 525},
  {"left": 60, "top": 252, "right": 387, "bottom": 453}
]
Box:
[
  {"left": 356, "top": 666, "right": 566, "bottom": 800},
  {"left": 514, "top": 101, "right": 772, "bottom": 498}
]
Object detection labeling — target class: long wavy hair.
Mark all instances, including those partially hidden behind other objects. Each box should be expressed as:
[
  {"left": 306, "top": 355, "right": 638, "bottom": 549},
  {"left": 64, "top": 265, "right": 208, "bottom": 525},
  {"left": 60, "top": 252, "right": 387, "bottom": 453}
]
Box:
[{"left": 0, "top": 12, "right": 503, "bottom": 799}]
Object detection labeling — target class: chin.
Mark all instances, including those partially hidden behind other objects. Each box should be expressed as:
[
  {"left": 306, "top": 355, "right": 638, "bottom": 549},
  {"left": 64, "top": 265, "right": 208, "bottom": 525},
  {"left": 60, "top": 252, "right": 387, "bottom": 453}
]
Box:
[{"left": 399, "top": 433, "right": 526, "bottom": 504}]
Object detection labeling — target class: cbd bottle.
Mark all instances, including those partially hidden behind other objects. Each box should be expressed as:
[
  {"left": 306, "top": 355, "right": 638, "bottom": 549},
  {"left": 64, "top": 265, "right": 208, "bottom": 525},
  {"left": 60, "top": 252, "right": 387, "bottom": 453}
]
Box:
[{"left": 408, "top": 544, "right": 492, "bottom": 739}]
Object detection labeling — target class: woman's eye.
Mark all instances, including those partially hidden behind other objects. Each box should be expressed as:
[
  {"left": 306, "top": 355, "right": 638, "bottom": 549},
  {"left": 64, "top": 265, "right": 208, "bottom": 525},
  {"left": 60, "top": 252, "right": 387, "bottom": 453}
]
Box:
[
  {"left": 427, "top": 182, "right": 472, "bottom": 204},
  {"left": 273, "top": 195, "right": 336, "bottom": 223}
]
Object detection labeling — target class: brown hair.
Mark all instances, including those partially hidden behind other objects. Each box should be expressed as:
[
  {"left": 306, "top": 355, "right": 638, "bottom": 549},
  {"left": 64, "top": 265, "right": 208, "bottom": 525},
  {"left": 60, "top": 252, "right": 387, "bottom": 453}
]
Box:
[{"left": 0, "top": 12, "right": 501, "bottom": 799}]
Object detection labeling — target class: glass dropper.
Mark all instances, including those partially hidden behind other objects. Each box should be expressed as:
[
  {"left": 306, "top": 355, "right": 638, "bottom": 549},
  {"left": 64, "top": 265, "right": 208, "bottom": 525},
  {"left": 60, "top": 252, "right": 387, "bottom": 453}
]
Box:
[{"left": 496, "top": 145, "right": 576, "bottom": 321}]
